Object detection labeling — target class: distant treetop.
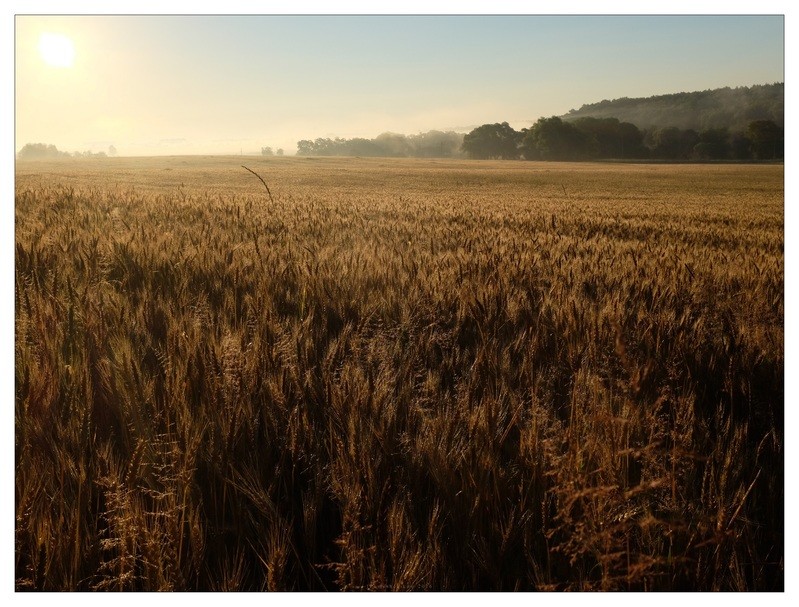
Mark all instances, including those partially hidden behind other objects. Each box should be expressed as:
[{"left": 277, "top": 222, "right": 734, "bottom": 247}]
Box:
[{"left": 17, "top": 143, "right": 71, "bottom": 160}]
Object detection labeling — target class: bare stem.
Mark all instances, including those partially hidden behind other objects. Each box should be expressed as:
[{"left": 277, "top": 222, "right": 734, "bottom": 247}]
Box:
[{"left": 241, "top": 165, "right": 275, "bottom": 204}]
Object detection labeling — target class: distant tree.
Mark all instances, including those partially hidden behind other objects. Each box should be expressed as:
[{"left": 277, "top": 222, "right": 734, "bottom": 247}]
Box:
[
  {"left": 742, "top": 103, "right": 772, "bottom": 124},
  {"left": 341, "top": 138, "right": 385, "bottom": 157},
  {"left": 570, "top": 117, "right": 612, "bottom": 158},
  {"left": 313, "top": 138, "right": 338, "bottom": 155},
  {"left": 68, "top": 149, "right": 107, "bottom": 159},
  {"left": 747, "top": 120, "right": 783, "bottom": 160},
  {"left": 296, "top": 130, "right": 461, "bottom": 159},
  {"left": 570, "top": 117, "right": 645, "bottom": 158},
  {"left": 521, "top": 117, "right": 591, "bottom": 160},
  {"left": 17, "top": 143, "right": 70, "bottom": 159},
  {"left": 77, "top": 150, "right": 107, "bottom": 158},
  {"left": 730, "top": 132, "right": 753, "bottom": 160},
  {"left": 648, "top": 127, "right": 699, "bottom": 159},
  {"left": 276, "top": 148, "right": 284, "bottom": 156},
  {"left": 616, "top": 121, "right": 647, "bottom": 158},
  {"left": 261, "top": 146, "right": 274, "bottom": 156},
  {"left": 692, "top": 128, "right": 730, "bottom": 159},
  {"left": 461, "top": 122, "right": 521, "bottom": 160},
  {"left": 375, "top": 132, "right": 414, "bottom": 157},
  {"left": 409, "top": 130, "right": 464, "bottom": 158},
  {"left": 296, "top": 140, "right": 314, "bottom": 155},
  {"left": 296, "top": 138, "right": 347, "bottom": 156},
  {"left": 297, "top": 131, "right": 464, "bottom": 159},
  {"left": 108, "top": 144, "right": 117, "bottom": 157}
]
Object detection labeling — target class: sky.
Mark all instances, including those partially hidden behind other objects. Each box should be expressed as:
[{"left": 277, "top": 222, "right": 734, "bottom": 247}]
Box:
[{"left": 14, "top": 11, "right": 785, "bottom": 157}]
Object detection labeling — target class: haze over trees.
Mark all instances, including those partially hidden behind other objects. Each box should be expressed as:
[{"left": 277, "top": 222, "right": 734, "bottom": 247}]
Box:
[
  {"left": 296, "top": 130, "right": 465, "bottom": 158},
  {"left": 293, "top": 83, "right": 783, "bottom": 162},
  {"left": 563, "top": 83, "right": 783, "bottom": 133},
  {"left": 17, "top": 143, "right": 110, "bottom": 159},
  {"left": 18, "top": 84, "right": 783, "bottom": 162},
  {"left": 17, "top": 143, "right": 72, "bottom": 159}
]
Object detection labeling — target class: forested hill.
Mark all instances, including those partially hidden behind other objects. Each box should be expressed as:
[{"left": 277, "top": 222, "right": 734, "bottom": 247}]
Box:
[{"left": 563, "top": 83, "right": 783, "bottom": 133}]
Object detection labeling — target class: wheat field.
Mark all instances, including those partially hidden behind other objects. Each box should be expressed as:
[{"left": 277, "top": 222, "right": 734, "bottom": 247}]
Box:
[{"left": 14, "top": 156, "right": 783, "bottom": 590}]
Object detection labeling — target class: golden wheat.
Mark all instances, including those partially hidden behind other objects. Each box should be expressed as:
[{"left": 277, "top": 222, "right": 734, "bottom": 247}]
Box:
[{"left": 15, "top": 156, "right": 783, "bottom": 590}]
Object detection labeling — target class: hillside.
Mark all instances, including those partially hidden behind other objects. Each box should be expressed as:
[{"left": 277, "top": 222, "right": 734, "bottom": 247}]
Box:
[{"left": 563, "top": 83, "right": 783, "bottom": 133}]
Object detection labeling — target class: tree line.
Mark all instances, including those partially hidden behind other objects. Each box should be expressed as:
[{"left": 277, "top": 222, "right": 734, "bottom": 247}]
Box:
[
  {"left": 17, "top": 143, "right": 117, "bottom": 159},
  {"left": 292, "top": 117, "right": 782, "bottom": 162},
  {"left": 296, "top": 130, "right": 465, "bottom": 158},
  {"left": 461, "top": 117, "right": 783, "bottom": 161}
]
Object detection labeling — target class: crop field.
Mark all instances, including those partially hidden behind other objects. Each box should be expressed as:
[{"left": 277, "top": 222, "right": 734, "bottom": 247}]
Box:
[{"left": 14, "top": 156, "right": 783, "bottom": 590}]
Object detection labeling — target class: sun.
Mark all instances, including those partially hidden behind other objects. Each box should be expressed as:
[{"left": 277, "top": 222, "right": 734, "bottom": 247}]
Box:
[{"left": 38, "top": 32, "right": 75, "bottom": 68}]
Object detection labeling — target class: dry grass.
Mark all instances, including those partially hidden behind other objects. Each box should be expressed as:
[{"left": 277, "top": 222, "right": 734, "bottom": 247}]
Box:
[{"left": 15, "top": 156, "right": 783, "bottom": 590}]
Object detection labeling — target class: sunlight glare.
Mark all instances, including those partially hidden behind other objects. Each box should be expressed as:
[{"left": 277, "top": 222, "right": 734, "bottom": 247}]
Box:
[{"left": 38, "top": 33, "right": 75, "bottom": 68}]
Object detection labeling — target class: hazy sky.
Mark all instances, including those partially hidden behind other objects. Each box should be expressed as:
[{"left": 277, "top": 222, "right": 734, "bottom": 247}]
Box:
[{"left": 15, "top": 14, "right": 784, "bottom": 156}]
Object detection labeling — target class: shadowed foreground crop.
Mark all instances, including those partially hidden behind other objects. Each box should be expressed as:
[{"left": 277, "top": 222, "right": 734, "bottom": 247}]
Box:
[{"left": 15, "top": 157, "right": 783, "bottom": 590}]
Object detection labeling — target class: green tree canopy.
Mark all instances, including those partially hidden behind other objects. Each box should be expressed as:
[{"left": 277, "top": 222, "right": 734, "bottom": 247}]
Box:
[
  {"left": 692, "top": 128, "right": 731, "bottom": 159},
  {"left": 571, "top": 117, "right": 645, "bottom": 158},
  {"left": 647, "top": 127, "right": 700, "bottom": 159},
  {"left": 461, "top": 122, "right": 521, "bottom": 160},
  {"left": 521, "top": 117, "right": 591, "bottom": 161},
  {"left": 747, "top": 120, "right": 783, "bottom": 159}
]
